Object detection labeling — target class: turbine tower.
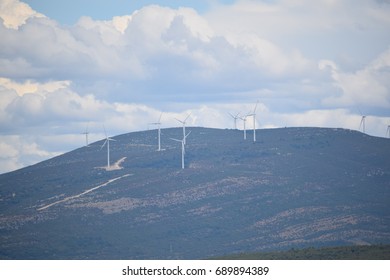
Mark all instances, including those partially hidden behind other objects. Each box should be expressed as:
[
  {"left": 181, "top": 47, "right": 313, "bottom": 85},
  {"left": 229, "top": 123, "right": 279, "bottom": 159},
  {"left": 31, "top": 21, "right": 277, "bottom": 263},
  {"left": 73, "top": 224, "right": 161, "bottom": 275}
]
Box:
[
  {"left": 239, "top": 115, "right": 247, "bottom": 140},
  {"left": 101, "top": 127, "right": 116, "bottom": 169},
  {"left": 175, "top": 114, "right": 191, "bottom": 145},
  {"left": 387, "top": 125, "right": 390, "bottom": 138},
  {"left": 359, "top": 115, "right": 366, "bottom": 133},
  {"left": 170, "top": 131, "right": 191, "bottom": 169},
  {"left": 150, "top": 113, "right": 163, "bottom": 151},
  {"left": 247, "top": 101, "right": 259, "bottom": 142},
  {"left": 81, "top": 125, "right": 89, "bottom": 147},
  {"left": 229, "top": 112, "right": 240, "bottom": 129}
]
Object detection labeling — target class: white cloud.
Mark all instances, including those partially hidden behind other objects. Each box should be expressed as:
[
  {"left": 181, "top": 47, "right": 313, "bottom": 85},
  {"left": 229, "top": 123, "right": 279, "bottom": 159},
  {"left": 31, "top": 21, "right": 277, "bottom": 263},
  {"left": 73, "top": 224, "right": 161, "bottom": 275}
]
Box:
[
  {"left": 0, "top": 135, "right": 60, "bottom": 174},
  {"left": 320, "top": 48, "right": 390, "bottom": 108},
  {"left": 206, "top": 0, "right": 390, "bottom": 66},
  {"left": 0, "top": 80, "right": 115, "bottom": 128},
  {"left": 0, "top": 3, "right": 317, "bottom": 99},
  {"left": 112, "top": 15, "right": 132, "bottom": 34},
  {"left": 0, "top": 0, "right": 44, "bottom": 29},
  {"left": 0, "top": 77, "right": 70, "bottom": 96}
]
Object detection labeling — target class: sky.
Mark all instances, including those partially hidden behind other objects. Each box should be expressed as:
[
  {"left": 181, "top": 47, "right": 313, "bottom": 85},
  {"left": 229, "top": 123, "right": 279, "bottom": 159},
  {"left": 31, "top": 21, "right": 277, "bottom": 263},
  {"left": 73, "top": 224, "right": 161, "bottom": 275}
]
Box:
[{"left": 0, "top": 0, "right": 389, "bottom": 174}]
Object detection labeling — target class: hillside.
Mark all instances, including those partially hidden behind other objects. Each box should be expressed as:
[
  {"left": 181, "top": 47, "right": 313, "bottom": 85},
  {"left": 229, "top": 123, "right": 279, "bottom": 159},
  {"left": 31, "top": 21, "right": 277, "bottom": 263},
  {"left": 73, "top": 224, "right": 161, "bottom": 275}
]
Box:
[{"left": 0, "top": 127, "right": 390, "bottom": 259}]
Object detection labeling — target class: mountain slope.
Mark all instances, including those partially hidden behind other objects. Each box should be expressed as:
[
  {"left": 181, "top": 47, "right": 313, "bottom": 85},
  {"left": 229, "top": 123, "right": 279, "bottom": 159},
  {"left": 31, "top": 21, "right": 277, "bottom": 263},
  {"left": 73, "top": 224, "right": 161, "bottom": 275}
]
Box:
[{"left": 0, "top": 127, "right": 389, "bottom": 259}]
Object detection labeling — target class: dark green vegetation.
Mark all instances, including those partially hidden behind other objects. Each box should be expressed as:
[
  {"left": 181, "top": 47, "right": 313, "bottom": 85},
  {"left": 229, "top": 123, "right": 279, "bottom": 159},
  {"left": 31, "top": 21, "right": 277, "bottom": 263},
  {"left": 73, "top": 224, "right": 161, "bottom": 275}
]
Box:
[
  {"left": 213, "top": 244, "right": 390, "bottom": 260},
  {"left": 0, "top": 127, "right": 389, "bottom": 259}
]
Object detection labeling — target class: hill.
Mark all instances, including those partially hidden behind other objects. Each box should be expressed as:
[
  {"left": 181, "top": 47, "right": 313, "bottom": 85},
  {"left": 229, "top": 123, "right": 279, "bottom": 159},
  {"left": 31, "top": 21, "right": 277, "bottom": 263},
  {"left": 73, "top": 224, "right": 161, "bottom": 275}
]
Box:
[{"left": 0, "top": 127, "right": 390, "bottom": 259}]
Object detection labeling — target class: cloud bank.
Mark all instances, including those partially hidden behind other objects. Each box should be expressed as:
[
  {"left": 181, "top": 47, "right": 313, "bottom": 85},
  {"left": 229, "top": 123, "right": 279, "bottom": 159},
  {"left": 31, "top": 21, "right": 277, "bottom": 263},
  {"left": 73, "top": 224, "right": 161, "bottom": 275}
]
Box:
[{"left": 0, "top": 0, "right": 389, "bottom": 173}]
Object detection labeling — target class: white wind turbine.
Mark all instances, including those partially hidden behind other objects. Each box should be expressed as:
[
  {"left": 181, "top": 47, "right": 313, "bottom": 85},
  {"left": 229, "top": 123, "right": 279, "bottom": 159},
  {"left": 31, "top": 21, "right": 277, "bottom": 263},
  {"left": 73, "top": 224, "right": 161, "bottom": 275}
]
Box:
[
  {"left": 150, "top": 113, "right": 163, "bottom": 151},
  {"left": 229, "top": 112, "right": 240, "bottom": 129},
  {"left": 175, "top": 113, "right": 191, "bottom": 145},
  {"left": 247, "top": 101, "right": 259, "bottom": 142},
  {"left": 100, "top": 126, "right": 116, "bottom": 169},
  {"left": 171, "top": 131, "right": 191, "bottom": 169},
  {"left": 81, "top": 125, "right": 89, "bottom": 147},
  {"left": 359, "top": 115, "right": 366, "bottom": 133},
  {"left": 239, "top": 115, "right": 247, "bottom": 140}
]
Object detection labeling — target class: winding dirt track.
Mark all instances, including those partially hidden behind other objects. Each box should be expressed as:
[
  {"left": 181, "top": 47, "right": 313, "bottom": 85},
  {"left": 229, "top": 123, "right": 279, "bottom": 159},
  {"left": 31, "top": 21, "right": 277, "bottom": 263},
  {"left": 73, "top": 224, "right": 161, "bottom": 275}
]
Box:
[{"left": 37, "top": 173, "right": 132, "bottom": 211}]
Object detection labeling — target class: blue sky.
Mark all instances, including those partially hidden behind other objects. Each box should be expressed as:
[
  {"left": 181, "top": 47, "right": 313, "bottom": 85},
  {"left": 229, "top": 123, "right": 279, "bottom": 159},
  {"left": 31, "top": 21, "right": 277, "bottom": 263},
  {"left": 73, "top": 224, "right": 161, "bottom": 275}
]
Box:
[
  {"left": 24, "top": 0, "right": 235, "bottom": 24},
  {"left": 0, "top": 0, "right": 390, "bottom": 173}
]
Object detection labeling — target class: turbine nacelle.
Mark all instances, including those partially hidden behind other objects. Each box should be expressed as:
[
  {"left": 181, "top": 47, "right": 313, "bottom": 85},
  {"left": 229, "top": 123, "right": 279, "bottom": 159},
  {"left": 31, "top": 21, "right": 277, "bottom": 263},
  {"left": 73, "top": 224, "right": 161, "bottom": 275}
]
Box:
[
  {"left": 175, "top": 113, "right": 191, "bottom": 125},
  {"left": 100, "top": 137, "right": 116, "bottom": 150}
]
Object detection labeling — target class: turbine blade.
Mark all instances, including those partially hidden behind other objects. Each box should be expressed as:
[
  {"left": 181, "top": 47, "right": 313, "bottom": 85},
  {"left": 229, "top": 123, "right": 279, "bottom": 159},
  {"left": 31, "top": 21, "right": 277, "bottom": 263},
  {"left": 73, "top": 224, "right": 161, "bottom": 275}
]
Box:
[
  {"left": 184, "top": 113, "right": 191, "bottom": 122},
  {"left": 253, "top": 101, "right": 259, "bottom": 113},
  {"left": 175, "top": 118, "right": 184, "bottom": 124},
  {"left": 170, "top": 138, "right": 181, "bottom": 142},
  {"left": 103, "top": 125, "right": 107, "bottom": 138},
  {"left": 185, "top": 131, "right": 192, "bottom": 138},
  {"left": 100, "top": 139, "right": 107, "bottom": 150},
  {"left": 158, "top": 112, "right": 163, "bottom": 122}
]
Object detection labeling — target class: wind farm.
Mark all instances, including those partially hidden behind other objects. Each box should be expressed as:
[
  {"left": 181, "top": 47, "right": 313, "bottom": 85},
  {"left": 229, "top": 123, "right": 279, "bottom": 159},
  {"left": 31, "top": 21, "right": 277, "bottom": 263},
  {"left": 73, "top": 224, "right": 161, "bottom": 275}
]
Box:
[
  {"left": 1, "top": 125, "right": 390, "bottom": 260},
  {"left": 1, "top": 100, "right": 390, "bottom": 260},
  {"left": 75, "top": 103, "right": 389, "bottom": 175}
]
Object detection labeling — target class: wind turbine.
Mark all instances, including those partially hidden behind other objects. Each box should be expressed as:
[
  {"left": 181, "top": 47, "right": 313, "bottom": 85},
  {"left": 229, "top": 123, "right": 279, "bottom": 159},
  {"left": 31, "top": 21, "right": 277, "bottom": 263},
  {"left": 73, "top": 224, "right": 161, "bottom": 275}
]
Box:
[
  {"left": 239, "top": 115, "right": 247, "bottom": 140},
  {"left": 387, "top": 125, "right": 390, "bottom": 138},
  {"left": 150, "top": 113, "right": 163, "bottom": 151},
  {"left": 100, "top": 126, "right": 116, "bottom": 169},
  {"left": 359, "top": 115, "right": 366, "bottom": 133},
  {"left": 170, "top": 131, "right": 191, "bottom": 169},
  {"left": 229, "top": 112, "right": 240, "bottom": 129},
  {"left": 81, "top": 125, "right": 89, "bottom": 147},
  {"left": 175, "top": 113, "right": 191, "bottom": 145},
  {"left": 247, "top": 101, "right": 259, "bottom": 142}
]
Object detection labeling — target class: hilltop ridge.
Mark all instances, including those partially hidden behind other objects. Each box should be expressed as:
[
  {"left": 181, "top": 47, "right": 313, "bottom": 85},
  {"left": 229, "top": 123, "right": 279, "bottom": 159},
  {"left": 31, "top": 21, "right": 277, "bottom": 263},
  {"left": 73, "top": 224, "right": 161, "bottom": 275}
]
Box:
[{"left": 0, "top": 127, "right": 389, "bottom": 259}]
